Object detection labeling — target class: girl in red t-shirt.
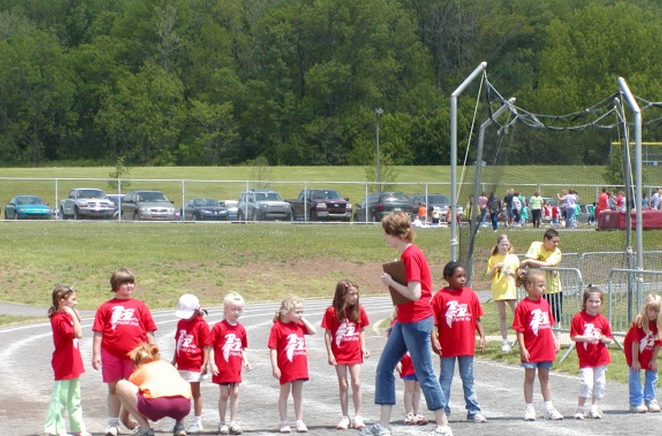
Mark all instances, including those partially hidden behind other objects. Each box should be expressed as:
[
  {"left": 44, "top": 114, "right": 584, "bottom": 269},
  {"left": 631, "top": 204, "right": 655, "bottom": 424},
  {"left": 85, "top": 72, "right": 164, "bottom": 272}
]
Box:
[
  {"left": 44, "top": 285, "right": 91, "bottom": 436},
  {"left": 512, "top": 269, "right": 562, "bottom": 421},
  {"left": 569, "top": 286, "right": 613, "bottom": 419},
  {"left": 210, "top": 292, "right": 251, "bottom": 435},
  {"left": 172, "top": 293, "right": 211, "bottom": 434},
  {"left": 623, "top": 293, "right": 662, "bottom": 413},
  {"left": 321, "top": 279, "right": 370, "bottom": 430},
  {"left": 268, "top": 296, "right": 317, "bottom": 433}
]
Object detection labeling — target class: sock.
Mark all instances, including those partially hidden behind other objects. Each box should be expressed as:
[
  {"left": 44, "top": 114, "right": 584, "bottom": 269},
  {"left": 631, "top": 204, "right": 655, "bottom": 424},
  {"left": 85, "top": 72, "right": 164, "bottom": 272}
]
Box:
[
  {"left": 525, "top": 403, "right": 534, "bottom": 409},
  {"left": 544, "top": 401, "right": 554, "bottom": 411},
  {"left": 108, "top": 418, "right": 120, "bottom": 425},
  {"left": 194, "top": 416, "right": 202, "bottom": 424}
]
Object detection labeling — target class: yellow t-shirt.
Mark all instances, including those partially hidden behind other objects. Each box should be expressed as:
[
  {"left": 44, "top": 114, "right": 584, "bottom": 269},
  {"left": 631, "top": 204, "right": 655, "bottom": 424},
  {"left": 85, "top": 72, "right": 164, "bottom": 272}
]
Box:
[
  {"left": 129, "top": 359, "right": 192, "bottom": 399},
  {"left": 525, "top": 241, "right": 562, "bottom": 294},
  {"left": 487, "top": 253, "right": 520, "bottom": 300}
]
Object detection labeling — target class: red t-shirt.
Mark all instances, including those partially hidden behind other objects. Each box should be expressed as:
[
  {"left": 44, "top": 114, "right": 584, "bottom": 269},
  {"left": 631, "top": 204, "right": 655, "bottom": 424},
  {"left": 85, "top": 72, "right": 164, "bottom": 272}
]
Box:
[
  {"left": 432, "top": 286, "right": 484, "bottom": 357},
  {"left": 396, "top": 244, "right": 433, "bottom": 323},
  {"left": 512, "top": 297, "right": 557, "bottom": 362},
  {"left": 210, "top": 320, "right": 248, "bottom": 384},
  {"left": 92, "top": 298, "right": 157, "bottom": 358},
  {"left": 50, "top": 312, "right": 85, "bottom": 380},
  {"left": 321, "top": 306, "right": 370, "bottom": 365},
  {"left": 174, "top": 316, "right": 211, "bottom": 372},
  {"left": 624, "top": 321, "right": 662, "bottom": 370},
  {"left": 268, "top": 319, "right": 312, "bottom": 385},
  {"left": 570, "top": 311, "right": 612, "bottom": 368},
  {"left": 399, "top": 352, "right": 415, "bottom": 378}
]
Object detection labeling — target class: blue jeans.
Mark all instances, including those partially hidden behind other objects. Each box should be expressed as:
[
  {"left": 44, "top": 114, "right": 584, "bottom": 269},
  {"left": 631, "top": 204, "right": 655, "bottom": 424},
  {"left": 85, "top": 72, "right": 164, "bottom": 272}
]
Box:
[
  {"left": 439, "top": 356, "right": 481, "bottom": 418},
  {"left": 629, "top": 368, "right": 658, "bottom": 406},
  {"left": 375, "top": 316, "right": 446, "bottom": 411}
]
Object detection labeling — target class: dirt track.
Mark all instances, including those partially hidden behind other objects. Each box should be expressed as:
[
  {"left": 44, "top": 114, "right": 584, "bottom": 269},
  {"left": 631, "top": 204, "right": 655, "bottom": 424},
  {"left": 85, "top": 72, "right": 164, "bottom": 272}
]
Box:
[{"left": 2, "top": 297, "right": 662, "bottom": 436}]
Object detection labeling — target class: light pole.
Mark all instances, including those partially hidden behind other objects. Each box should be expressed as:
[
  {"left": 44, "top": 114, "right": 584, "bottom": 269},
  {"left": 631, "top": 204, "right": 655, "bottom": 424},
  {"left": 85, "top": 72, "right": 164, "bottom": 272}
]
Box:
[{"left": 375, "top": 108, "right": 383, "bottom": 191}]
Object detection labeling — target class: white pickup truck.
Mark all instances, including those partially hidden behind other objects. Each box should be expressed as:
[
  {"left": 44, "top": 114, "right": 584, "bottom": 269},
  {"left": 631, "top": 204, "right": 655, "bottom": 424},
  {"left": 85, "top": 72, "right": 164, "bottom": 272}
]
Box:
[{"left": 59, "top": 188, "right": 115, "bottom": 219}]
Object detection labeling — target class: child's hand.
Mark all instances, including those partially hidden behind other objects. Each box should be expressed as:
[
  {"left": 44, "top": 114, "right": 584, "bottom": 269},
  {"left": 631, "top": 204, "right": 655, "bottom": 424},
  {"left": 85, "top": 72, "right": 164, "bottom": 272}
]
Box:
[
  {"left": 62, "top": 305, "right": 76, "bottom": 318},
  {"left": 632, "top": 361, "right": 641, "bottom": 372},
  {"left": 92, "top": 353, "right": 101, "bottom": 370},
  {"left": 431, "top": 339, "right": 441, "bottom": 356},
  {"left": 520, "top": 348, "right": 530, "bottom": 362},
  {"left": 200, "top": 365, "right": 208, "bottom": 376},
  {"left": 211, "top": 364, "right": 219, "bottom": 376},
  {"left": 479, "top": 337, "right": 486, "bottom": 354},
  {"left": 327, "top": 354, "right": 337, "bottom": 366},
  {"left": 272, "top": 367, "right": 281, "bottom": 380},
  {"left": 362, "top": 348, "right": 370, "bottom": 359},
  {"left": 395, "top": 362, "right": 402, "bottom": 374},
  {"left": 554, "top": 339, "right": 561, "bottom": 352},
  {"left": 244, "top": 361, "right": 252, "bottom": 371},
  {"left": 651, "top": 361, "right": 658, "bottom": 372}
]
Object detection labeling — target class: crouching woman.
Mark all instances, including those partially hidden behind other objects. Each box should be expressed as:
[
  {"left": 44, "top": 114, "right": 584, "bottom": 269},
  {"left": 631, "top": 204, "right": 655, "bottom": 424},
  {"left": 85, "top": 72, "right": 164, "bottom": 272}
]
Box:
[{"left": 116, "top": 343, "right": 192, "bottom": 436}]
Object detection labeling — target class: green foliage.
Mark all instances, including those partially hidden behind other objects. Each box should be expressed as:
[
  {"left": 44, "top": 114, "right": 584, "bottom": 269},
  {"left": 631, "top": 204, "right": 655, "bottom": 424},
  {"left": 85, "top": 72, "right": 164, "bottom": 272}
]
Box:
[
  {"left": 0, "top": 0, "right": 662, "bottom": 166},
  {"left": 107, "top": 155, "right": 132, "bottom": 191}
]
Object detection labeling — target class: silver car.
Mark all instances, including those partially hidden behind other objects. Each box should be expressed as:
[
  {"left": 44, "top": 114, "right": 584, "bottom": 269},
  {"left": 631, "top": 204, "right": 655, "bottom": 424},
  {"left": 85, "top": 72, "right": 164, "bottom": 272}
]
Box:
[
  {"left": 237, "top": 189, "right": 292, "bottom": 221},
  {"left": 121, "top": 190, "right": 176, "bottom": 221}
]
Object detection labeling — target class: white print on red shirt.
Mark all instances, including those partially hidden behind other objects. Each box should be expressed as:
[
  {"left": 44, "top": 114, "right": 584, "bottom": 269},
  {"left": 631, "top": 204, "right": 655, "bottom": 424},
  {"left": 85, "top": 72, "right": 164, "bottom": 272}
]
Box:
[
  {"left": 530, "top": 308, "right": 551, "bottom": 336},
  {"left": 582, "top": 323, "right": 601, "bottom": 350},
  {"left": 285, "top": 333, "right": 306, "bottom": 362},
  {"left": 334, "top": 321, "right": 359, "bottom": 347},
  {"left": 110, "top": 306, "right": 138, "bottom": 330},
  {"left": 640, "top": 333, "right": 657, "bottom": 354},
  {"left": 176, "top": 330, "right": 197, "bottom": 355},
  {"left": 222, "top": 333, "right": 244, "bottom": 362},
  {"left": 444, "top": 301, "right": 471, "bottom": 328}
]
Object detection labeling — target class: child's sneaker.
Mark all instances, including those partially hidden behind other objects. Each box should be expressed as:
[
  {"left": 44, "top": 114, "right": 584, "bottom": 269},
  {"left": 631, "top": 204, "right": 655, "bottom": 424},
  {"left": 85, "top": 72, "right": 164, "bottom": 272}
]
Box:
[
  {"left": 219, "top": 424, "right": 229, "bottom": 435},
  {"left": 133, "top": 429, "right": 155, "bottom": 436},
  {"left": 295, "top": 420, "right": 308, "bottom": 433},
  {"left": 105, "top": 424, "right": 121, "bottom": 436},
  {"left": 352, "top": 415, "right": 365, "bottom": 429},
  {"left": 647, "top": 399, "right": 661, "bottom": 412},
  {"left": 357, "top": 423, "right": 391, "bottom": 436},
  {"left": 336, "top": 416, "right": 350, "bottom": 430},
  {"left": 524, "top": 406, "right": 536, "bottom": 421},
  {"left": 544, "top": 408, "right": 563, "bottom": 420},
  {"left": 573, "top": 408, "right": 585, "bottom": 420},
  {"left": 500, "top": 342, "right": 512, "bottom": 352},
  {"left": 469, "top": 413, "right": 487, "bottom": 423},
  {"left": 228, "top": 423, "right": 242, "bottom": 435},
  {"left": 428, "top": 425, "right": 453, "bottom": 436},
  {"left": 278, "top": 422, "right": 291, "bottom": 434},
  {"left": 404, "top": 413, "right": 417, "bottom": 425},
  {"left": 188, "top": 421, "right": 203, "bottom": 433},
  {"left": 588, "top": 406, "right": 602, "bottom": 419},
  {"left": 629, "top": 404, "right": 648, "bottom": 413},
  {"left": 415, "top": 414, "right": 429, "bottom": 425},
  {"left": 173, "top": 421, "right": 187, "bottom": 436}
]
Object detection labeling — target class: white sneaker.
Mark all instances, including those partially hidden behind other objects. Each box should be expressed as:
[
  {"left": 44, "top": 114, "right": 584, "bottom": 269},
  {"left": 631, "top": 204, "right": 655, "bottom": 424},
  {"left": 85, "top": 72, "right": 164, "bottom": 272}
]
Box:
[
  {"left": 357, "top": 423, "right": 391, "bottom": 436},
  {"left": 105, "top": 424, "right": 121, "bottom": 436},
  {"left": 336, "top": 416, "right": 350, "bottom": 430},
  {"left": 352, "top": 416, "right": 365, "bottom": 429},
  {"left": 428, "top": 425, "right": 453, "bottom": 436},
  {"left": 219, "top": 424, "right": 230, "bottom": 435},
  {"left": 544, "top": 408, "right": 563, "bottom": 420},
  {"left": 524, "top": 407, "right": 536, "bottom": 421},
  {"left": 470, "top": 413, "right": 487, "bottom": 423},
  {"left": 188, "top": 422, "right": 203, "bottom": 433},
  {"left": 647, "top": 399, "right": 661, "bottom": 413},
  {"left": 629, "top": 404, "right": 648, "bottom": 413},
  {"left": 588, "top": 406, "right": 602, "bottom": 419},
  {"left": 573, "top": 408, "right": 585, "bottom": 420},
  {"left": 500, "top": 342, "right": 512, "bottom": 352}
]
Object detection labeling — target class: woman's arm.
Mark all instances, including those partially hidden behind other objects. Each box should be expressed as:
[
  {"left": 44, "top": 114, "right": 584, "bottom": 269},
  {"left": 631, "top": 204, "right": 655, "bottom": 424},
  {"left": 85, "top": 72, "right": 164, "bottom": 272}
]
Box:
[{"left": 381, "top": 273, "right": 421, "bottom": 301}]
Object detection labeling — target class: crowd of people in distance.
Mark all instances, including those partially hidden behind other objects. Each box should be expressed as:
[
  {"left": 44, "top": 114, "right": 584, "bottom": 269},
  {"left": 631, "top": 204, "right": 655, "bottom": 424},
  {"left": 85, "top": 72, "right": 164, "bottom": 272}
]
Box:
[{"left": 43, "top": 214, "right": 662, "bottom": 436}]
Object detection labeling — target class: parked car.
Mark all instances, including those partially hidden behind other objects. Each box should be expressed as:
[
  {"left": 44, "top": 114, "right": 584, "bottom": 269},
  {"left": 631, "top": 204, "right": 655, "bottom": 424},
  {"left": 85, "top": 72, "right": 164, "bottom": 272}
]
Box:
[
  {"left": 409, "top": 193, "right": 453, "bottom": 218},
  {"left": 59, "top": 188, "right": 115, "bottom": 219},
  {"left": 180, "top": 198, "right": 228, "bottom": 221},
  {"left": 121, "top": 190, "right": 176, "bottom": 221},
  {"left": 106, "top": 194, "right": 125, "bottom": 219},
  {"left": 353, "top": 191, "right": 412, "bottom": 222},
  {"left": 4, "top": 195, "right": 51, "bottom": 219},
  {"left": 220, "top": 200, "right": 238, "bottom": 221},
  {"left": 237, "top": 189, "right": 292, "bottom": 221},
  {"left": 287, "top": 189, "right": 352, "bottom": 221}
]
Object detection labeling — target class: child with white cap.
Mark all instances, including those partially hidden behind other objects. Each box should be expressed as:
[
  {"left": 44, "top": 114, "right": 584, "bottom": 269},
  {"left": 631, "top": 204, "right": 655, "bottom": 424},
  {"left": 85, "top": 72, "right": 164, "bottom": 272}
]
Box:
[{"left": 172, "top": 294, "right": 211, "bottom": 435}]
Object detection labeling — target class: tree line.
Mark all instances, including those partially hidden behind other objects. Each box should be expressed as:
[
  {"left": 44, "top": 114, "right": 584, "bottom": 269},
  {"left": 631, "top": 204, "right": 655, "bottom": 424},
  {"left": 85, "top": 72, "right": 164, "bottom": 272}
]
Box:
[{"left": 0, "top": 0, "right": 661, "bottom": 167}]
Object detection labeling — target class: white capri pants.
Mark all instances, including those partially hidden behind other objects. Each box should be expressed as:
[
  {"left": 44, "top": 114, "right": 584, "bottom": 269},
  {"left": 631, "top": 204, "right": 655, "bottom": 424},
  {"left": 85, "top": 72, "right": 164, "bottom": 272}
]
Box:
[{"left": 579, "top": 365, "right": 607, "bottom": 399}]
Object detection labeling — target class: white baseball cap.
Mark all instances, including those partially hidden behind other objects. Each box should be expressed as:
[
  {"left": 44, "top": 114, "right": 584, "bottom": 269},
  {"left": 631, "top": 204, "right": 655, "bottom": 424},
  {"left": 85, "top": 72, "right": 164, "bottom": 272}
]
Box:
[{"left": 175, "top": 293, "right": 200, "bottom": 319}]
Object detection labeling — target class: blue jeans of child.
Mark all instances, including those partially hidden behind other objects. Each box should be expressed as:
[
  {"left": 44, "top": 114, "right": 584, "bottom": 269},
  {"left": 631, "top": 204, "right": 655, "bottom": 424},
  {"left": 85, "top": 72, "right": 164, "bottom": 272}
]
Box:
[
  {"left": 629, "top": 367, "right": 658, "bottom": 406},
  {"left": 374, "top": 316, "right": 446, "bottom": 411},
  {"left": 439, "top": 356, "right": 482, "bottom": 418}
]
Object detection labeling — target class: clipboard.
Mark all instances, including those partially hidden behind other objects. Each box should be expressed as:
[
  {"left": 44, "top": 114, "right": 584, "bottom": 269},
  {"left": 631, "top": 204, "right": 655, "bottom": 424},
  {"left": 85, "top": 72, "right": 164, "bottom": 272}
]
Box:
[{"left": 382, "top": 260, "right": 415, "bottom": 305}]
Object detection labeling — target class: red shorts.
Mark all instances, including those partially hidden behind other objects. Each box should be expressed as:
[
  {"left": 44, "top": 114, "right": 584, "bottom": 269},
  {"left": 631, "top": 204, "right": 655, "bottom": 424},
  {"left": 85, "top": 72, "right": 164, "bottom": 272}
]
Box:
[
  {"left": 136, "top": 392, "right": 191, "bottom": 422},
  {"left": 101, "top": 348, "right": 135, "bottom": 383}
]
